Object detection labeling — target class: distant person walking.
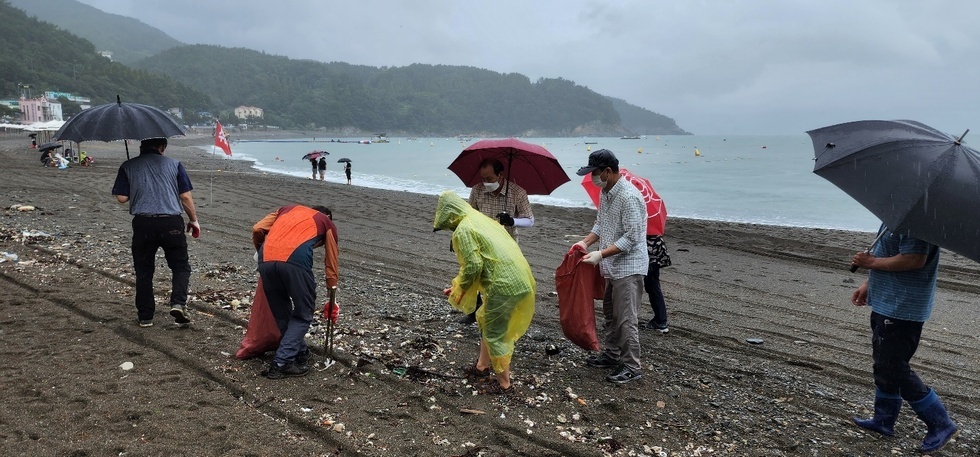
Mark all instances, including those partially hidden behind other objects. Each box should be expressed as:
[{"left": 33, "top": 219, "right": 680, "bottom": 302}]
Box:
[
  {"left": 849, "top": 225, "right": 957, "bottom": 453},
  {"left": 252, "top": 205, "right": 339, "bottom": 379},
  {"left": 111, "top": 137, "right": 199, "bottom": 328},
  {"left": 317, "top": 157, "right": 327, "bottom": 181},
  {"left": 344, "top": 161, "right": 352, "bottom": 185},
  {"left": 571, "top": 149, "right": 647, "bottom": 385}
]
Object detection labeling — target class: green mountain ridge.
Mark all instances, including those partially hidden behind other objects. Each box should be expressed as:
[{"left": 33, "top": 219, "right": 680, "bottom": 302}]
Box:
[
  {"left": 8, "top": 0, "right": 183, "bottom": 64},
  {"left": 0, "top": 0, "right": 211, "bottom": 114},
  {"left": 5, "top": 0, "right": 691, "bottom": 136}
]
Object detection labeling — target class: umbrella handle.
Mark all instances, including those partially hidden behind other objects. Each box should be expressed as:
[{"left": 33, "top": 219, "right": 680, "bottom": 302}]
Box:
[{"left": 850, "top": 228, "right": 887, "bottom": 272}]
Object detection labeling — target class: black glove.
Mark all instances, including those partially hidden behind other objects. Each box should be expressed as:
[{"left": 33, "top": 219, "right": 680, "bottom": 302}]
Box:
[{"left": 496, "top": 212, "right": 515, "bottom": 227}]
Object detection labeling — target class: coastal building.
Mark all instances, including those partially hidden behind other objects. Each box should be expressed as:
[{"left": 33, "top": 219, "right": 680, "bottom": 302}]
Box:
[
  {"left": 44, "top": 91, "right": 92, "bottom": 110},
  {"left": 234, "top": 106, "right": 264, "bottom": 119},
  {"left": 18, "top": 97, "right": 62, "bottom": 123},
  {"left": 168, "top": 107, "right": 183, "bottom": 119},
  {"left": 0, "top": 100, "right": 20, "bottom": 121},
  {"left": 98, "top": 50, "right": 113, "bottom": 61}
]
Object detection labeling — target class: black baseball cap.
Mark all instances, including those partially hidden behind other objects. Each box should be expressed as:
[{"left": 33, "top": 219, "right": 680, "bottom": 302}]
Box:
[{"left": 576, "top": 149, "right": 619, "bottom": 176}]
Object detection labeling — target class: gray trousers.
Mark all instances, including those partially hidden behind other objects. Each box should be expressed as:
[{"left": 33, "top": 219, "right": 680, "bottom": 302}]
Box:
[{"left": 601, "top": 274, "right": 644, "bottom": 372}]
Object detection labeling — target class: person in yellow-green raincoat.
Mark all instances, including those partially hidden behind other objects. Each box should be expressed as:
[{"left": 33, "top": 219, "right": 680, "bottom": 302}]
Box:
[{"left": 434, "top": 191, "right": 535, "bottom": 394}]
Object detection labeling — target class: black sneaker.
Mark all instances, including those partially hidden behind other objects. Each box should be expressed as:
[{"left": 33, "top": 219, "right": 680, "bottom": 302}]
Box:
[
  {"left": 262, "top": 362, "right": 310, "bottom": 380},
  {"left": 170, "top": 305, "right": 191, "bottom": 326},
  {"left": 296, "top": 349, "right": 311, "bottom": 368},
  {"left": 138, "top": 320, "right": 153, "bottom": 328},
  {"left": 640, "top": 319, "right": 669, "bottom": 333},
  {"left": 456, "top": 312, "right": 476, "bottom": 325},
  {"left": 586, "top": 352, "right": 619, "bottom": 369},
  {"left": 606, "top": 365, "right": 642, "bottom": 384}
]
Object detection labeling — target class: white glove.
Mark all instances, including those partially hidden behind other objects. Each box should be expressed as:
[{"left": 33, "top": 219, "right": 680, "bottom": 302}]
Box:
[
  {"left": 572, "top": 240, "right": 589, "bottom": 252},
  {"left": 582, "top": 250, "right": 602, "bottom": 265}
]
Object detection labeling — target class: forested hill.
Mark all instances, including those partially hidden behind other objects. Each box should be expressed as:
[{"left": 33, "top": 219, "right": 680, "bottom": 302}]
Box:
[
  {"left": 9, "top": 0, "right": 183, "bottom": 64},
  {"left": 138, "top": 45, "right": 688, "bottom": 136},
  {"left": 607, "top": 97, "right": 690, "bottom": 135},
  {"left": 0, "top": 1, "right": 210, "bottom": 112}
]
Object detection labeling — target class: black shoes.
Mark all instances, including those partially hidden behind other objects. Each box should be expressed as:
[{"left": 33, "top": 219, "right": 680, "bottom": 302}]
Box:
[
  {"left": 170, "top": 305, "right": 191, "bottom": 327},
  {"left": 640, "top": 319, "right": 669, "bottom": 333},
  {"left": 263, "top": 362, "right": 310, "bottom": 379},
  {"left": 295, "top": 349, "right": 311, "bottom": 368},
  {"left": 606, "top": 365, "right": 642, "bottom": 384},
  {"left": 586, "top": 352, "right": 620, "bottom": 369},
  {"left": 456, "top": 312, "right": 477, "bottom": 325}
]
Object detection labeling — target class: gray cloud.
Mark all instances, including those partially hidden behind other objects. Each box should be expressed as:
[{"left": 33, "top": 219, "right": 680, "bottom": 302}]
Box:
[{"left": 79, "top": 0, "right": 980, "bottom": 135}]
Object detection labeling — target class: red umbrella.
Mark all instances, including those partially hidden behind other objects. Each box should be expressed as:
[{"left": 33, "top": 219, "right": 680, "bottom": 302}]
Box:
[
  {"left": 580, "top": 168, "right": 667, "bottom": 235},
  {"left": 448, "top": 138, "right": 570, "bottom": 195},
  {"left": 302, "top": 150, "right": 329, "bottom": 160}
]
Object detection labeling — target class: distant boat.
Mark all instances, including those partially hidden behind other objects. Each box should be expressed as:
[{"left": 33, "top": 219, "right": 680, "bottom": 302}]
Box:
[
  {"left": 620, "top": 136, "right": 640, "bottom": 140},
  {"left": 374, "top": 133, "right": 390, "bottom": 143},
  {"left": 584, "top": 141, "right": 598, "bottom": 145}
]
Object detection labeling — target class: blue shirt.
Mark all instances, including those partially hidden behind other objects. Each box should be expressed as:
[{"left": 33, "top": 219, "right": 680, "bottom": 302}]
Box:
[
  {"left": 111, "top": 150, "right": 193, "bottom": 216},
  {"left": 868, "top": 225, "right": 940, "bottom": 322}
]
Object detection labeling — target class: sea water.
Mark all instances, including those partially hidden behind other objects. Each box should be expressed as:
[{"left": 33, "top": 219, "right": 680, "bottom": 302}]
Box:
[{"left": 209, "top": 135, "right": 879, "bottom": 232}]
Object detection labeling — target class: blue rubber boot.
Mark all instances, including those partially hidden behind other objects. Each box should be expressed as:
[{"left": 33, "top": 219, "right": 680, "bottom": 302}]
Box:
[
  {"left": 852, "top": 389, "right": 902, "bottom": 437},
  {"left": 910, "top": 389, "right": 958, "bottom": 453}
]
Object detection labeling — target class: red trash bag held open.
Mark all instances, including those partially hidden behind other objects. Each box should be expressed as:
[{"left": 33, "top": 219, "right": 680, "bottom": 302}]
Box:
[{"left": 555, "top": 245, "right": 605, "bottom": 351}]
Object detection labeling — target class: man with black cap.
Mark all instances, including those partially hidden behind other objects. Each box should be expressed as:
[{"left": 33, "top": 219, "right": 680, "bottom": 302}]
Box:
[{"left": 571, "top": 149, "right": 648, "bottom": 384}]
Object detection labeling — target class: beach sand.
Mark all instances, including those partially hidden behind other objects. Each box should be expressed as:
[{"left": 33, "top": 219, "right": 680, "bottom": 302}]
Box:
[{"left": 1, "top": 132, "right": 979, "bottom": 456}]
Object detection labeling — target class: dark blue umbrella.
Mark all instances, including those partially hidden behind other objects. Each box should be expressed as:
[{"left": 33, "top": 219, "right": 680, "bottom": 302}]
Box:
[
  {"left": 808, "top": 120, "right": 980, "bottom": 263},
  {"left": 337, "top": 158, "right": 351, "bottom": 163},
  {"left": 53, "top": 95, "right": 186, "bottom": 159}
]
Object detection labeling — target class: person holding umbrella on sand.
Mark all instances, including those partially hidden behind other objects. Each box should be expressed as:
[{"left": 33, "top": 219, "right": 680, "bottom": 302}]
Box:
[
  {"left": 434, "top": 191, "right": 535, "bottom": 394},
  {"left": 849, "top": 226, "right": 958, "bottom": 452}
]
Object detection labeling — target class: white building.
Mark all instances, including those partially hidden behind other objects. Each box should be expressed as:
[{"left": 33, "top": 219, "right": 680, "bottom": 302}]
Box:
[{"left": 234, "top": 106, "right": 263, "bottom": 119}]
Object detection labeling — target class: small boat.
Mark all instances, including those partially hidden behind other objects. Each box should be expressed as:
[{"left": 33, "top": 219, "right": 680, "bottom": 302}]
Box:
[
  {"left": 584, "top": 141, "right": 598, "bottom": 145},
  {"left": 374, "top": 133, "right": 390, "bottom": 143},
  {"left": 620, "top": 136, "right": 640, "bottom": 140}
]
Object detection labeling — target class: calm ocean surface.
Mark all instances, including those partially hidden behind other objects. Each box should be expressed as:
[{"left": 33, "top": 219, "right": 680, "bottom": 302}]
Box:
[{"left": 209, "top": 135, "right": 880, "bottom": 232}]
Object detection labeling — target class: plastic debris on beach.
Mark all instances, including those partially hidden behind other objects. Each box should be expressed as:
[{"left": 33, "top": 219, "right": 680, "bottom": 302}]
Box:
[
  {"left": 746, "top": 338, "right": 764, "bottom": 345},
  {"left": 0, "top": 252, "right": 18, "bottom": 263}
]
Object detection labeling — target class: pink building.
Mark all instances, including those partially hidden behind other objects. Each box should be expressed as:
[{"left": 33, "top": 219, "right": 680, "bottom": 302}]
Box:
[{"left": 18, "top": 97, "right": 62, "bottom": 124}]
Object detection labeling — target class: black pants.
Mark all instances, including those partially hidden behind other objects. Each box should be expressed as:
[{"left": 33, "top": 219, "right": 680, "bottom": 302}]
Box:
[
  {"left": 870, "top": 311, "right": 930, "bottom": 402},
  {"left": 643, "top": 264, "right": 667, "bottom": 327},
  {"left": 132, "top": 215, "right": 191, "bottom": 321}
]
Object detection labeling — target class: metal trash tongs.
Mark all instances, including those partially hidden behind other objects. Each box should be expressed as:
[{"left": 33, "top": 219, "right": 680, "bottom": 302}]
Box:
[{"left": 324, "top": 286, "right": 337, "bottom": 361}]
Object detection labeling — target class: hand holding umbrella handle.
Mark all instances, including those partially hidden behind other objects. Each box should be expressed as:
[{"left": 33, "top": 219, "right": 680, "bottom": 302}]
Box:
[{"left": 851, "top": 229, "right": 887, "bottom": 272}]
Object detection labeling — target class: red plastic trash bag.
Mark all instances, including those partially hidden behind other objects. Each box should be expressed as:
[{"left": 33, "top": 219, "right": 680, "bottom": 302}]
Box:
[
  {"left": 555, "top": 245, "right": 605, "bottom": 351},
  {"left": 235, "top": 277, "right": 282, "bottom": 359}
]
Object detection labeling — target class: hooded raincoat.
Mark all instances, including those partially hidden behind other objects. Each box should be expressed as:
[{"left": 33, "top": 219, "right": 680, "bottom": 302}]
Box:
[{"left": 434, "top": 191, "right": 535, "bottom": 372}]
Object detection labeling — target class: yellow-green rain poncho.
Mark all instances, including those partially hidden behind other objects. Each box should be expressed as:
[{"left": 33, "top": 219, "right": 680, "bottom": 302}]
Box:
[{"left": 433, "top": 191, "right": 535, "bottom": 373}]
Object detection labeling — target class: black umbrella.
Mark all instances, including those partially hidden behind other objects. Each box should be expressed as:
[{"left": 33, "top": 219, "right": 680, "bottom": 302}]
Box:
[
  {"left": 337, "top": 158, "right": 352, "bottom": 163},
  {"left": 808, "top": 120, "right": 980, "bottom": 264},
  {"left": 53, "top": 95, "right": 186, "bottom": 159},
  {"left": 38, "top": 142, "right": 63, "bottom": 152}
]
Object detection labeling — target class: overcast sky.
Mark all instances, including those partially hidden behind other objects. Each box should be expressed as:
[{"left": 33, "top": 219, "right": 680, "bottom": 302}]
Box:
[{"left": 77, "top": 0, "right": 980, "bottom": 135}]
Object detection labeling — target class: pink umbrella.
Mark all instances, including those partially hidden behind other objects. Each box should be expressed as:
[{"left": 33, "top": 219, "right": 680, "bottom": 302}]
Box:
[
  {"left": 448, "top": 138, "right": 570, "bottom": 196},
  {"left": 580, "top": 168, "right": 667, "bottom": 235}
]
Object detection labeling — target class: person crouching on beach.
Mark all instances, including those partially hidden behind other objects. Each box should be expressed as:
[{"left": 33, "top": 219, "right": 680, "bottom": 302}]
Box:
[
  {"left": 434, "top": 191, "right": 535, "bottom": 394},
  {"left": 252, "top": 205, "right": 338, "bottom": 379},
  {"left": 571, "top": 149, "right": 647, "bottom": 385}
]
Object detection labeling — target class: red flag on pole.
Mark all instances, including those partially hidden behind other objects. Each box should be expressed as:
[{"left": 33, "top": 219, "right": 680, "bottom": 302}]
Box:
[{"left": 214, "top": 121, "right": 232, "bottom": 156}]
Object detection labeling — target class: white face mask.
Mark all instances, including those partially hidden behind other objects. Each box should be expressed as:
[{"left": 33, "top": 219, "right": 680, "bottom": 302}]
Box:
[
  {"left": 591, "top": 172, "right": 606, "bottom": 188},
  {"left": 483, "top": 181, "right": 500, "bottom": 192}
]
